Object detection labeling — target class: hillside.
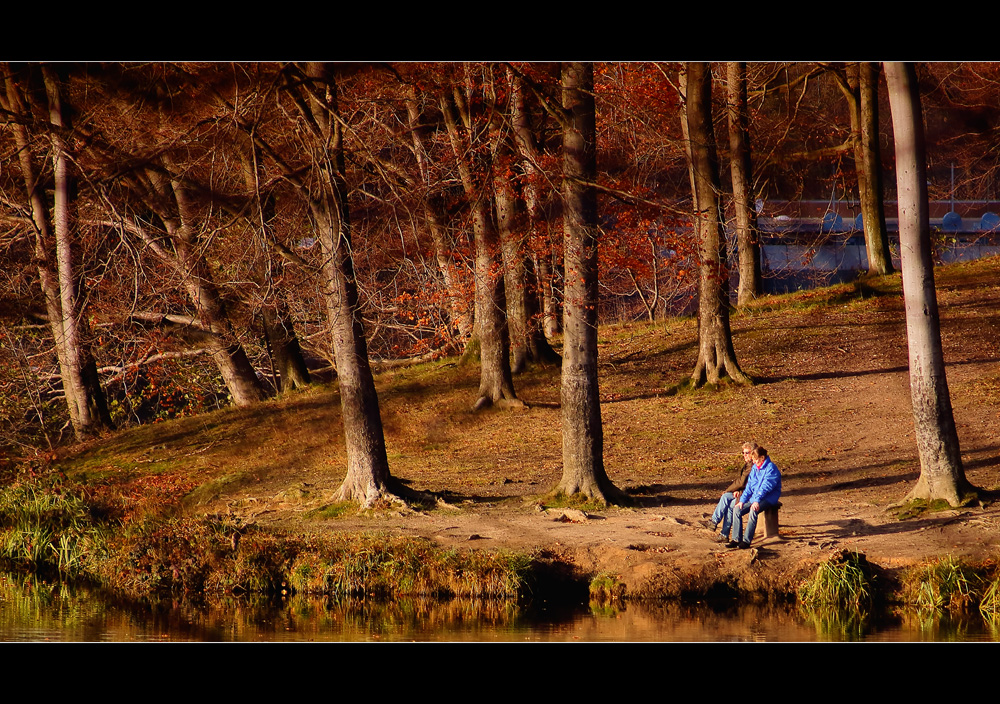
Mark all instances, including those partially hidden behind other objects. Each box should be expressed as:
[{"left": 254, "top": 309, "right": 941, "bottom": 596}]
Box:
[{"left": 55, "top": 255, "right": 1000, "bottom": 598}]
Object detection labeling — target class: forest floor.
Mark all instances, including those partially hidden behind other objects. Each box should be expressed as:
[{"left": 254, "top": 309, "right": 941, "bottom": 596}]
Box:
[{"left": 58, "top": 255, "right": 1000, "bottom": 601}]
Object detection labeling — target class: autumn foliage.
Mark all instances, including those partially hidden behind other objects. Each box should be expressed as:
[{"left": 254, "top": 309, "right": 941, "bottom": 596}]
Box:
[{"left": 2, "top": 61, "right": 998, "bottom": 454}]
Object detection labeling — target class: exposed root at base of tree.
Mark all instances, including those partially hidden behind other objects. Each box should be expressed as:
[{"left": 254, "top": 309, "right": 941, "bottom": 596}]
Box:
[
  {"left": 548, "top": 482, "right": 632, "bottom": 508},
  {"left": 333, "top": 477, "right": 438, "bottom": 511},
  {"left": 471, "top": 395, "right": 527, "bottom": 412},
  {"left": 897, "top": 477, "right": 979, "bottom": 511},
  {"left": 667, "top": 374, "right": 754, "bottom": 396},
  {"left": 690, "top": 365, "right": 753, "bottom": 389}
]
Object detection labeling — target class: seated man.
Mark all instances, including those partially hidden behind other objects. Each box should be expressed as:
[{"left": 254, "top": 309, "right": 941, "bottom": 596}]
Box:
[
  {"left": 727, "top": 446, "right": 781, "bottom": 550},
  {"left": 703, "top": 442, "right": 757, "bottom": 542}
]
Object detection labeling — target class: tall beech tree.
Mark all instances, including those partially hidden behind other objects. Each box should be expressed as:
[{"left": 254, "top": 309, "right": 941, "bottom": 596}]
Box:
[
  {"left": 683, "top": 62, "right": 751, "bottom": 387},
  {"left": 403, "top": 85, "right": 473, "bottom": 344},
  {"left": 491, "top": 81, "right": 559, "bottom": 373},
  {"left": 103, "top": 75, "right": 269, "bottom": 409},
  {"left": 726, "top": 62, "right": 762, "bottom": 307},
  {"left": 0, "top": 63, "right": 113, "bottom": 440},
  {"left": 439, "top": 71, "right": 521, "bottom": 410},
  {"left": 885, "top": 61, "right": 974, "bottom": 506},
  {"left": 271, "top": 62, "right": 410, "bottom": 506},
  {"left": 857, "top": 62, "right": 893, "bottom": 275},
  {"left": 238, "top": 138, "right": 311, "bottom": 393},
  {"left": 506, "top": 67, "right": 562, "bottom": 366},
  {"left": 835, "top": 62, "right": 893, "bottom": 275},
  {"left": 556, "top": 62, "right": 626, "bottom": 504},
  {"left": 213, "top": 62, "right": 409, "bottom": 505}
]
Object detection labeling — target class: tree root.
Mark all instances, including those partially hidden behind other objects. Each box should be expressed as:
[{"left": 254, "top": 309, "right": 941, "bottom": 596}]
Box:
[
  {"left": 472, "top": 395, "right": 527, "bottom": 412},
  {"left": 333, "top": 477, "right": 437, "bottom": 511},
  {"left": 551, "top": 480, "right": 632, "bottom": 508}
]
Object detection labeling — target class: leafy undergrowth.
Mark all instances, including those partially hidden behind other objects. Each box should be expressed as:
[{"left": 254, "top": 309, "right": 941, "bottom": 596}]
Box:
[{"left": 0, "top": 470, "right": 535, "bottom": 600}]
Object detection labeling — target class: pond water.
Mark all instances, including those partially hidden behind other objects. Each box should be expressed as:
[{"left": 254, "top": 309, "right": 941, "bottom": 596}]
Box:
[
  {"left": 760, "top": 233, "right": 1000, "bottom": 295},
  {"left": 2, "top": 574, "right": 998, "bottom": 642}
]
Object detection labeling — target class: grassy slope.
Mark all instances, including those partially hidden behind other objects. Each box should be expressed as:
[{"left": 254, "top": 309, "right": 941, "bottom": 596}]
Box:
[{"left": 56, "top": 255, "right": 1000, "bottom": 525}]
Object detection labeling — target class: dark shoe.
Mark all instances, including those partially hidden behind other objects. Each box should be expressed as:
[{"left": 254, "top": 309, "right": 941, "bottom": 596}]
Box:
[
  {"left": 726, "top": 541, "right": 740, "bottom": 549},
  {"left": 700, "top": 520, "right": 718, "bottom": 531},
  {"left": 738, "top": 541, "right": 752, "bottom": 550}
]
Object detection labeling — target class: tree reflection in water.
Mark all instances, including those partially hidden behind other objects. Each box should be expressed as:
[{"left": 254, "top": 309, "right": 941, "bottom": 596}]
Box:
[{"left": 0, "top": 573, "right": 997, "bottom": 641}]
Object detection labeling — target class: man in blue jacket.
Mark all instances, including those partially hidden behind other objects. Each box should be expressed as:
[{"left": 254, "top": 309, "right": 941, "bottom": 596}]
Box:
[{"left": 727, "top": 446, "right": 781, "bottom": 549}]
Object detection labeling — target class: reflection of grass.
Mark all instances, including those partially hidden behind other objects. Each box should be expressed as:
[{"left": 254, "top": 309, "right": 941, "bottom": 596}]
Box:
[
  {"left": 799, "top": 603, "right": 870, "bottom": 641},
  {"left": 798, "top": 551, "right": 881, "bottom": 640}
]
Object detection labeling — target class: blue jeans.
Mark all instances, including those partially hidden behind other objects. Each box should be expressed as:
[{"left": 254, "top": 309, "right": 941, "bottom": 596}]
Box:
[
  {"left": 711, "top": 492, "right": 737, "bottom": 536},
  {"left": 730, "top": 501, "right": 773, "bottom": 544}
]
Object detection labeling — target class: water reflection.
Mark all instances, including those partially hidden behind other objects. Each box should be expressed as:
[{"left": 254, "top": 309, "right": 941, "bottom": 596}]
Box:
[{"left": 1, "top": 573, "right": 997, "bottom": 642}]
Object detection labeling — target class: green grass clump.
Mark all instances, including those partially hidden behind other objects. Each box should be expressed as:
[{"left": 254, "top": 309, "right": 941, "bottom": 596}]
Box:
[
  {"left": 903, "top": 556, "right": 983, "bottom": 613},
  {"left": 893, "top": 495, "right": 978, "bottom": 520},
  {"left": 979, "top": 572, "right": 1000, "bottom": 622},
  {"left": 798, "top": 550, "right": 876, "bottom": 609},
  {"left": 589, "top": 571, "right": 626, "bottom": 603},
  {"left": 0, "top": 473, "right": 98, "bottom": 577}
]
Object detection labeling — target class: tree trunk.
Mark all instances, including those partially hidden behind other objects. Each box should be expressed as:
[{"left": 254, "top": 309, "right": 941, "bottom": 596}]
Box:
[
  {"left": 557, "top": 62, "right": 626, "bottom": 505},
  {"left": 884, "top": 61, "right": 974, "bottom": 507},
  {"left": 315, "top": 200, "right": 397, "bottom": 506},
  {"left": 684, "top": 63, "right": 752, "bottom": 387},
  {"left": 726, "top": 62, "right": 763, "bottom": 307},
  {"left": 494, "top": 167, "right": 532, "bottom": 374},
  {"left": 842, "top": 63, "right": 894, "bottom": 276},
  {"left": 404, "top": 90, "right": 473, "bottom": 343},
  {"left": 154, "top": 158, "right": 268, "bottom": 408},
  {"left": 121, "top": 85, "right": 269, "bottom": 410},
  {"left": 1, "top": 64, "right": 112, "bottom": 440},
  {"left": 440, "top": 87, "right": 521, "bottom": 410},
  {"left": 239, "top": 138, "right": 311, "bottom": 393},
  {"left": 299, "top": 63, "right": 404, "bottom": 507},
  {"left": 858, "top": 62, "right": 894, "bottom": 275},
  {"left": 539, "top": 254, "right": 562, "bottom": 339},
  {"left": 262, "top": 304, "right": 311, "bottom": 392},
  {"left": 508, "top": 70, "right": 562, "bottom": 366}
]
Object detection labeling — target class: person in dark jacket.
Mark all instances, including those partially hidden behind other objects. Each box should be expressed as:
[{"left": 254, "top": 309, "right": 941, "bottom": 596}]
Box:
[
  {"left": 702, "top": 442, "right": 757, "bottom": 542},
  {"left": 727, "top": 445, "right": 782, "bottom": 549}
]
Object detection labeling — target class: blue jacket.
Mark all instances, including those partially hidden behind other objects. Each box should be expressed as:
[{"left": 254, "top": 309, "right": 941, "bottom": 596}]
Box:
[{"left": 742, "top": 457, "right": 781, "bottom": 508}]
